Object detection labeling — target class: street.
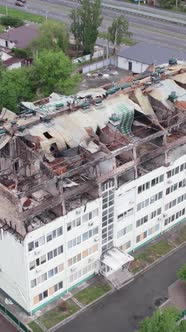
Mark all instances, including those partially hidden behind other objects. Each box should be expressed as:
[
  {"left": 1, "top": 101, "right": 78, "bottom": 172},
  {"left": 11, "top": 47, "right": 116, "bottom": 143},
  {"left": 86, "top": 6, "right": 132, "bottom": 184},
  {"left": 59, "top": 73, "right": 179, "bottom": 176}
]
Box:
[
  {"left": 0, "top": 314, "right": 18, "bottom": 332},
  {"left": 0, "top": 0, "right": 186, "bottom": 50},
  {"left": 57, "top": 245, "right": 186, "bottom": 332}
]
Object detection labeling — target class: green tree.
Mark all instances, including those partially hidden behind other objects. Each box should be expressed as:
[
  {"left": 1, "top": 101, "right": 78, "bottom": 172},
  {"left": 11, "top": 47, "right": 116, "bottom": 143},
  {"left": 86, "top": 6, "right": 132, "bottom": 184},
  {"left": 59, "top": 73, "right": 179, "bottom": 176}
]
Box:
[
  {"left": 29, "top": 49, "right": 79, "bottom": 97},
  {"left": 159, "top": 0, "right": 180, "bottom": 9},
  {"left": 0, "top": 68, "right": 33, "bottom": 112},
  {"left": 177, "top": 264, "right": 186, "bottom": 281},
  {"left": 108, "top": 15, "right": 131, "bottom": 49},
  {"left": 138, "top": 308, "right": 180, "bottom": 332},
  {"left": 0, "top": 16, "right": 24, "bottom": 27},
  {"left": 30, "top": 21, "right": 69, "bottom": 55},
  {"left": 12, "top": 48, "right": 32, "bottom": 59},
  {"left": 70, "top": 0, "right": 102, "bottom": 55}
]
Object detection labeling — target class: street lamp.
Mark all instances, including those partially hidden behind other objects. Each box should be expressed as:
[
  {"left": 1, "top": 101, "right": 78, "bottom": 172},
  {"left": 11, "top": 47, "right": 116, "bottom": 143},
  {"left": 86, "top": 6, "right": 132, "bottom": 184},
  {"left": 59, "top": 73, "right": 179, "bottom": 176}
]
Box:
[{"left": 138, "top": 0, "right": 141, "bottom": 11}]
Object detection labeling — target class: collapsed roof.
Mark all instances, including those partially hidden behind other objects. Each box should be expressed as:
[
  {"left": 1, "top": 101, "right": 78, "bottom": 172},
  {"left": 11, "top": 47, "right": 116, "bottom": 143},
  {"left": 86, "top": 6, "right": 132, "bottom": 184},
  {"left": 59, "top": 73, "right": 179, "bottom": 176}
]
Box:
[{"left": 0, "top": 62, "right": 186, "bottom": 239}]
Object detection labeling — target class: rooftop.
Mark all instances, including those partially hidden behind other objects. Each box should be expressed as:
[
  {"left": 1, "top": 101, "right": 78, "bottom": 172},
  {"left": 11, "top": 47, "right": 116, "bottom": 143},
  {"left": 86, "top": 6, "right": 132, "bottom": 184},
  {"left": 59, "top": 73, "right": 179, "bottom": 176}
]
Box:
[
  {"left": 0, "top": 61, "right": 186, "bottom": 239},
  {"left": 117, "top": 42, "right": 186, "bottom": 65},
  {"left": 0, "top": 24, "right": 39, "bottom": 49}
]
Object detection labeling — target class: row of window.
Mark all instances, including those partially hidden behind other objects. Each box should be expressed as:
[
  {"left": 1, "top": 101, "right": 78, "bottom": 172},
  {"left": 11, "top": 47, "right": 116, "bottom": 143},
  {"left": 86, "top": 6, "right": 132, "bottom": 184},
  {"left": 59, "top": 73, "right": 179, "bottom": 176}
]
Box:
[
  {"left": 36, "top": 281, "right": 63, "bottom": 303},
  {"left": 137, "top": 191, "right": 163, "bottom": 211},
  {"left": 136, "top": 208, "right": 161, "bottom": 228},
  {"left": 117, "top": 208, "right": 134, "bottom": 222},
  {"left": 138, "top": 175, "right": 164, "bottom": 194},
  {"left": 120, "top": 240, "right": 131, "bottom": 251},
  {"left": 31, "top": 263, "right": 64, "bottom": 288},
  {"left": 102, "top": 179, "right": 114, "bottom": 192},
  {"left": 28, "top": 226, "right": 63, "bottom": 252},
  {"left": 117, "top": 224, "right": 133, "bottom": 239},
  {"left": 164, "top": 208, "right": 185, "bottom": 226},
  {"left": 165, "top": 193, "right": 186, "bottom": 211},
  {"left": 65, "top": 208, "right": 99, "bottom": 233},
  {"left": 166, "top": 179, "right": 185, "bottom": 195},
  {"left": 68, "top": 227, "right": 98, "bottom": 249},
  {"left": 68, "top": 244, "right": 98, "bottom": 267},
  {"left": 136, "top": 224, "right": 160, "bottom": 243},
  {"left": 29, "top": 245, "right": 63, "bottom": 270},
  {"left": 167, "top": 163, "right": 186, "bottom": 178},
  {"left": 69, "top": 262, "right": 97, "bottom": 283}
]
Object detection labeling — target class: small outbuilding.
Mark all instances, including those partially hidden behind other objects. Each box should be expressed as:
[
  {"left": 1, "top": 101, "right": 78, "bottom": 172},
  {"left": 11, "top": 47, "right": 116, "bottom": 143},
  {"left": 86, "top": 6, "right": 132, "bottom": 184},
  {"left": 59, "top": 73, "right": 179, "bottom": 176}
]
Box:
[{"left": 117, "top": 42, "right": 186, "bottom": 73}]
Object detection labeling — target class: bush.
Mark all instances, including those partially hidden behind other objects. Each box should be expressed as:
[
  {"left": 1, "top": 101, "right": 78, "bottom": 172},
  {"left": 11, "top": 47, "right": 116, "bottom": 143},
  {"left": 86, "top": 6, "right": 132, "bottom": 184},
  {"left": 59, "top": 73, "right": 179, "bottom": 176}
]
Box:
[
  {"left": 58, "top": 301, "right": 68, "bottom": 312},
  {"left": 0, "top": 15, "right": 24, "bottom": 27},
  {"left": 12, "top": 48, "right": 31, "bottom": 59}
]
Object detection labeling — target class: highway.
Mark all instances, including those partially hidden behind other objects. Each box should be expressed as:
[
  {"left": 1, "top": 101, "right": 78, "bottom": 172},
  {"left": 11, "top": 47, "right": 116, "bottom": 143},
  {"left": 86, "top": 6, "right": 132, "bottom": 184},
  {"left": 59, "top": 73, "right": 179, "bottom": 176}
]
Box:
[{"left": 1, "top": 0, "right": 186, "bottom": 50}]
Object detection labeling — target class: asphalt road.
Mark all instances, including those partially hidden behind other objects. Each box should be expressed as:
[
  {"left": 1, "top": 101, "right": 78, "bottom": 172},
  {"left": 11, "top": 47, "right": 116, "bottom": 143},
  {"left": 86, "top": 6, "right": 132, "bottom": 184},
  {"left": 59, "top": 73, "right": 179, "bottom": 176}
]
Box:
[
  {"left": 0, "top": 314, "right": 18, "bottom": 332},
  {"left": 57, "top": 245, "right": 186, "bottom": 332},
  {"left": 1, "top": 0, "right": 186, "bottom": 50}
]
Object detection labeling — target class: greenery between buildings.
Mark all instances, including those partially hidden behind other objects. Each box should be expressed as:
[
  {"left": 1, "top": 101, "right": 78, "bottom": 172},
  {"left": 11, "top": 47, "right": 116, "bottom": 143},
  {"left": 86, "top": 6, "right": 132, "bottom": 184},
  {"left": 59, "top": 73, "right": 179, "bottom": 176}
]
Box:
[
  {"left": 70, "top": 0, "right": 102, "bottom": 55},
  {"left": 159, "top": 0, "right": 181, "bottom": 9},
  {"left": 37, "top": 299, "right": 79, "bottom": 329},
  {"left": 0, "top": 15, "right": 24, "bottom": 27},
  {"left": 29, "top": 21, "right": 69, "bottom": 56},
  {"left": 174, "top": 224, "right": 186, "bottom": 245},
  {"left": 130, "top": 240, "right": 174, "bottom": 273},
  {"left": 74, "top": 283, "right": 112, "bottom": 305},
  {"left": 138, "top": 307, "right": 186, "bottom": 332},
  {"left": 0, "top": 49, "right": 80, "bottom": 112},
  {"left": 28, "top": 321, "right": 43, "bottom": 332},
  {"left": 177, "top": 263, "right": 186, "bottom": 282}
]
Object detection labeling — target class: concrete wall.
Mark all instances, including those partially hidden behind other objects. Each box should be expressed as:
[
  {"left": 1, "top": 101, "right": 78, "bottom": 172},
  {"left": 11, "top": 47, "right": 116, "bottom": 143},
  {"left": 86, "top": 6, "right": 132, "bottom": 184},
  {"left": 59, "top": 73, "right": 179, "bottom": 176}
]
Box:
[
  {"left": 0, "top": 232, "right": 30, "bottom": 312},
  {"left": 0, "top": 38, "right": 15, "bottom": 49},
  {"left": 117, "top": 56, "right": 149, "bottom": 73}
]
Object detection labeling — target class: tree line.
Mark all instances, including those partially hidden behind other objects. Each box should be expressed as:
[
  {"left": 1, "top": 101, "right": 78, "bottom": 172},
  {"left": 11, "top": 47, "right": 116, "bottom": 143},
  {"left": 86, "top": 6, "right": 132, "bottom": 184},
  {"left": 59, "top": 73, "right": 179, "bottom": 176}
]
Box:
[{"left": 0, "top": 0, "right": 131, "bottom": 112}]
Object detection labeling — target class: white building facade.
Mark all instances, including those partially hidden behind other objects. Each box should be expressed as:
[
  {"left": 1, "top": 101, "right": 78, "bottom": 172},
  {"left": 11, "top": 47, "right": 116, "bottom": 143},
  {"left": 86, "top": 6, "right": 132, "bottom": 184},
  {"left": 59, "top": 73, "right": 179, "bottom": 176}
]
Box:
[{"left": 0, "top": 153, "right": 185, "bottom": 314}]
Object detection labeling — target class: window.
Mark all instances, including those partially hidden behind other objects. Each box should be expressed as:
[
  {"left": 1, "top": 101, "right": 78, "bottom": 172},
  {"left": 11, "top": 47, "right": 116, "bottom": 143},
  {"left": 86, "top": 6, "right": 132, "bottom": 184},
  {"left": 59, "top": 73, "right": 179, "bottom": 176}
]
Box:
[
  {"left": 31, "top": 279, "right": 36, "bottom": 288},
  {"left": 151, "top": 208, "right": 161, "bottom": 219},
  {"left": 117, "top": 208, "right": 134, "bottom": 221},
  {"left": 29, "top": 261, "right": 35, "bottom": 271},
  {"left": 43, "top": 131, "right": 53, "bottom": 139},
  {"left": 54, "top": 281, "right": 63, "bottom": 292},
  {"left": 165, "top": 208, "right": 185, "bottom": 226},
  {"left": 136, "top": 215, "right": 148, "bottom": 227},
  {"left": 138, "top": 182, "right": 150, "bottom": 194},
  {"left": 137, "top": 198, "right": 149, "bottom": 211},
  {"left": 28, "top": 236, "right": 45, "bottom": 252},
  {"left": 117, "top": 224, "right": 132, "bottom": 239},
  {"left": 82, "top": 209, "right": 99, "bottom": 223},
  {"left": 38, "top": 290, "right": 48, "bottom": 302}
]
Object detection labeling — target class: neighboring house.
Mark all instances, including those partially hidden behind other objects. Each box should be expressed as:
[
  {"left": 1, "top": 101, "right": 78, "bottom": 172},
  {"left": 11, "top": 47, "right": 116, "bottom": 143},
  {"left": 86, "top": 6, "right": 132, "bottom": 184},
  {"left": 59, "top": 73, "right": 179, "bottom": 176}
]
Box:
[
  {"left": 3, "top": 57, "right": 23, "bottom": 70},
  {"left": 117, "top": 42, "right": 186, "bottom": 73},
  {"left": 0, "top": 47, "right": 22, "bottom": 70},
  {"left": 0, "top": 24, "right": 39, "bottom": 49}
]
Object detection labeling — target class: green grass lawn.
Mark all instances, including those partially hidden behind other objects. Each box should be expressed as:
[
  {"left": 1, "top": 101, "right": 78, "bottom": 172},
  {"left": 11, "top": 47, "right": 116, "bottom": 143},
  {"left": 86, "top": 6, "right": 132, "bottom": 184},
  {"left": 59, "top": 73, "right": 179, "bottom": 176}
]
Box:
[
  {"left": 74, "top": 283, "right": 112, "bottom": 306},
  {"left": 174, "top": 224, "right": 186, "bottom": 245},
  {"left": 28, "top": 321, "right": 43, "bottom": 332},
  {"left": 130, "top": 240, "right": 174, "bottom": 273},
  {"left": 0, "top": 6, "right": 45, "bottom": 23},
  {"left": 38, "top": 299, "right": 79, "bottom": 329}
]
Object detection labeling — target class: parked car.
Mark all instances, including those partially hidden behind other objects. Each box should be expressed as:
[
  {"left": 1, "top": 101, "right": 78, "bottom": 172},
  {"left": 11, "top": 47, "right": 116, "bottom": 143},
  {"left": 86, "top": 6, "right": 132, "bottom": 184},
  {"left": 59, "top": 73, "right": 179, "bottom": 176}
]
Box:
[{"left": 15, "top": 0, "right": 26, "bottom": 6}]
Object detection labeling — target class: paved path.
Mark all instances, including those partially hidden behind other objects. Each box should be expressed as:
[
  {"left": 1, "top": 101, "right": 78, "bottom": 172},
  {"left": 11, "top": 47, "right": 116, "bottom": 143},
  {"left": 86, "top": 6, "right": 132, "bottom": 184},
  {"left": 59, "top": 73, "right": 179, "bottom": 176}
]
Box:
[
  {"left": 57, "top": 245, "right": 186, "bottom": 332},
  {"left": 0, "top": 314, "right": 18, "bottom": 332}
]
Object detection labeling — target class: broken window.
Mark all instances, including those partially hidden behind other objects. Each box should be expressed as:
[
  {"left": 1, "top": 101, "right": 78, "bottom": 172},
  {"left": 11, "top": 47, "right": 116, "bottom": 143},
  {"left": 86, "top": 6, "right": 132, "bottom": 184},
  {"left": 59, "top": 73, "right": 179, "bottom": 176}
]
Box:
[{"left": 43, "top": 131, "right": 53, "bottom": 139}]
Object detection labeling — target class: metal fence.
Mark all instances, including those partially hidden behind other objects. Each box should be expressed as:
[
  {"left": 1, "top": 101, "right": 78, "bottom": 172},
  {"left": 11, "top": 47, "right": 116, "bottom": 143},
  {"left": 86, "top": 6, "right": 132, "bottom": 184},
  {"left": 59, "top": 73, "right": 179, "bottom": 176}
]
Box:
[{"left": 0, "top": 302, "right": 32, "bottom": 332}]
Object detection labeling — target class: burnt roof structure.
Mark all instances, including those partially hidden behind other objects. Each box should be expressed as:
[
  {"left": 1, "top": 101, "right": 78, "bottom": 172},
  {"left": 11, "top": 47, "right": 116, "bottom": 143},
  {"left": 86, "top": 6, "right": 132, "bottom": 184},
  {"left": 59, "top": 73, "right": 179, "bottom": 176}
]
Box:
[{"left": 0, "top": 62, "right": 186, "bottom": 239}]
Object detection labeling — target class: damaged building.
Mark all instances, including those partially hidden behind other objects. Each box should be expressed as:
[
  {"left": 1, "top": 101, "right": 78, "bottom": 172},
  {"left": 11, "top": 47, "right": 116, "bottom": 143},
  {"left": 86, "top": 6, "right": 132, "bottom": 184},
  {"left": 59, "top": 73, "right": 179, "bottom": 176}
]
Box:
[{"left": 0, "top": 61, "right": 186, "bottom": 314}]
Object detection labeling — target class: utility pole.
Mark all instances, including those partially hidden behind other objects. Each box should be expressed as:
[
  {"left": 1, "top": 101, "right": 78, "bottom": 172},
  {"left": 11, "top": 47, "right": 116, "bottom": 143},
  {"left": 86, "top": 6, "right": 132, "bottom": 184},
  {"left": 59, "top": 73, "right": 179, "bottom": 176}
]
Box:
[
  {"left": 5, "top": 0, "right": 8, "bottom": 15},
  {"left": 176, "top": 0, "right": 178, "bottom": 11},
  {"left": 138, "top": 0, "right": 141, "bottom": 11}
]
